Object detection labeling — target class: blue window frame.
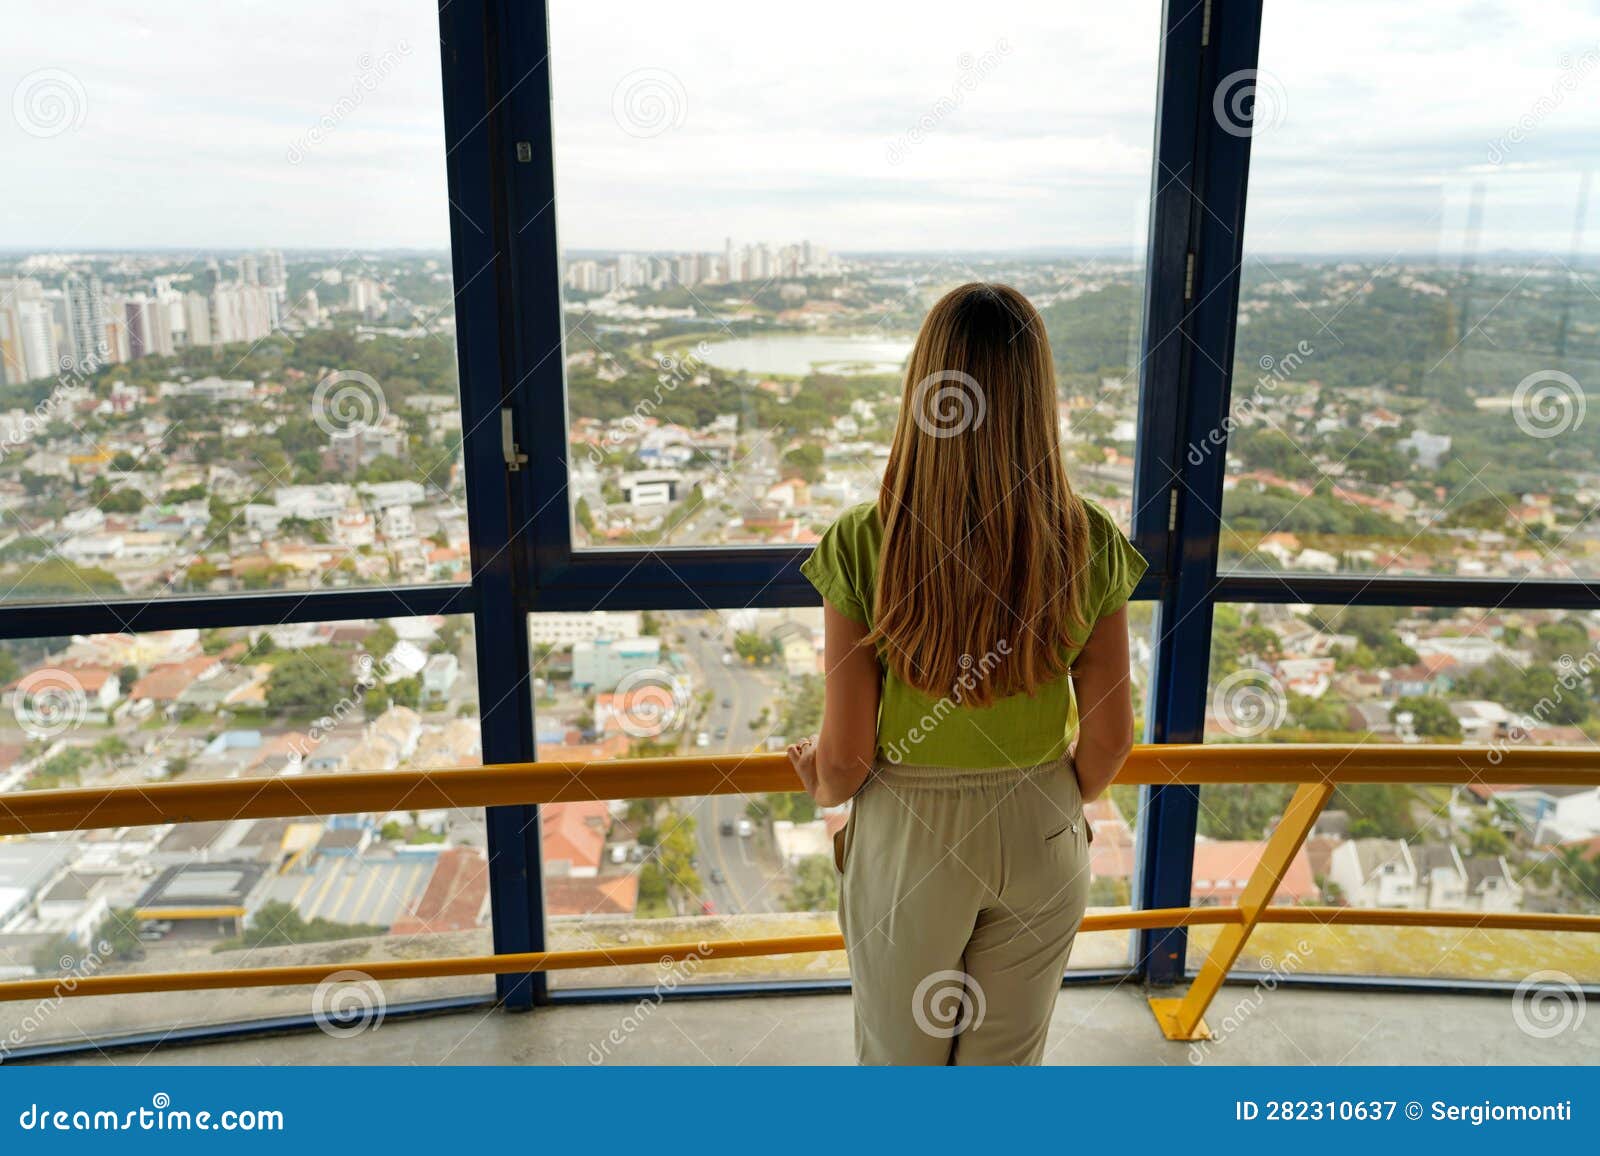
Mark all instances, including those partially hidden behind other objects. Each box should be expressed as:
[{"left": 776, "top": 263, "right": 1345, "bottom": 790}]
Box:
[{"left": 5, "top": 0, "right": 1597, "bottom": 1049}]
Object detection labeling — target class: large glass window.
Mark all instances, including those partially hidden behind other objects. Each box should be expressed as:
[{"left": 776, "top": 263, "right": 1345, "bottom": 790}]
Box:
[
  {"left": 0, "top": 3, "right": 468, "bottom": 602},
  {"left": 1194, "top": 602, "right": 1600, "bottom": 982},
  {"left": 0, "top": 615, "right": 488, "bottom": 1051},
  {"left": 1219, "top": 0, "right": 1600, "bottom": 579},
  {"left": 548, "top": 1, "right": 1161, "bottom": 548},
  {"left": 532, "top": 605, "right": 1154, "bottom": 986}
]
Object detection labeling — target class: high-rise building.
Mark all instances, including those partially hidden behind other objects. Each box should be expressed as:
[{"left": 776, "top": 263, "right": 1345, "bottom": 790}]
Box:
[
  {"left": 183, "top": 292, "right": 213, "bottom": 347},
  {"left": 259, "top": 250, "right": 287, "bottom": 291},
  {"left": 123, "top": 293, "right": 174, "bottom": 360},
  {"left": 16, "top": 298, "right": 60, "bottom": 381},
  {"left": 565, "top": 260, "right": 601, "bottom": 293},
  {"left": 0, "top": 280, "right": 61, "bottom": 385},
  {"left": 346, "top": 276, "right": 384, "bottom": 316},
  {"left": 211, "top": 282, "right": 277, "bottom": 344},
  {"left": 63, "top": 272, "right": 111, "bottom": 371},
  {"left": 0, "top": 278, "right": 63, "bottom": 382}
]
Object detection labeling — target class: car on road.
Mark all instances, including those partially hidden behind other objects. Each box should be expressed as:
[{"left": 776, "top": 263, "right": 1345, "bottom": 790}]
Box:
[
  {"left": 722, "top": 653, "right": 733, "bottom": 666},
  {"left": 721, "top": 697, "right": 732, "bottom": 708},
  {"left": 709, "top": 867, "right": 726, "bottom": 884},
  {"left": 695, "top": 731, "right": 710, "bottom": 748},
  {"left": 719, "top": 819, "right": 734, "bottom": 836},
  {"left": 736, "top": 818, "right": 754, "bottom": 838},
  {"left": 713, "top": 726, "right": 728, "bottom": 740},
  {"left": 699, "top": 899, "right": 717, "bottom": 915}
]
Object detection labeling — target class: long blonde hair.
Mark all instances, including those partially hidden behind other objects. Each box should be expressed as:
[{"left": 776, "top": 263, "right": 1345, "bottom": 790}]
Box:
[{"left": 866, "top": 282, "right": 1091, "bottom": 707}]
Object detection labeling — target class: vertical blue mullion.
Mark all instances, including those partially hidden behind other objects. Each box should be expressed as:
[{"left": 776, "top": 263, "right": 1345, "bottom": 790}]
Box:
[
  {"left": 1130, "top": 1, "right": 1196, "bottom": 568},
  {"left": 1138, "top": 0, "right": 1265, "bottom": 985},
  {"left": 438, "top": 0, "right": 547, "bottom": 1008},
  {"left": 492, "top": 0, "right": 570, "bottom": 999},
  {"left": 1126, "top": 0, "right": 1203, "bottom": 971},
  {"left": 1132, "top": 0, "right": 1207, "bottom": 981},
  {"left": 500, "top": 0, "right": 574, "bottom": 594}
]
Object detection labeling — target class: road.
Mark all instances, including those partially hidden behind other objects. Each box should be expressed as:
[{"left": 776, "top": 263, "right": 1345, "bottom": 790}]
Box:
[{"left": 673, "top": 617, "right": 787, "bottom": 915}]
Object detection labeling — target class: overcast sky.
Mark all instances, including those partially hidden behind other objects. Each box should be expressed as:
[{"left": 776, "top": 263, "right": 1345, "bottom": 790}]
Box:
[{"left": 1, "top": 1, "right": 1596, "bottom": 257}]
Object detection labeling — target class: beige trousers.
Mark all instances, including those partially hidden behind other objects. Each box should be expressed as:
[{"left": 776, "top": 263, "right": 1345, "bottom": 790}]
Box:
[{"left": 837, "top": 756, "right": 1091, "bottom": 1065}]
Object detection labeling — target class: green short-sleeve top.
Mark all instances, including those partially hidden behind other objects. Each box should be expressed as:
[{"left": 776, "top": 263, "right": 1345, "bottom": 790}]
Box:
[{"left": 799, "top": 497, "right": 1148, "bottom": 769}]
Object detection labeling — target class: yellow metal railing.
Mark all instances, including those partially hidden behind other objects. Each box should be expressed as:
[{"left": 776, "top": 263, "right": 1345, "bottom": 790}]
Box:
[{"left": 2, "top": 743, "right": 1598, "bottom": 1041}]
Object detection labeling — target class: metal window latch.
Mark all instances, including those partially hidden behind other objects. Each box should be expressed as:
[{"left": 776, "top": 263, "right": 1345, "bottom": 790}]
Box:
[{"left": 501, "top": 407, "right": 529, "bottom": 471}]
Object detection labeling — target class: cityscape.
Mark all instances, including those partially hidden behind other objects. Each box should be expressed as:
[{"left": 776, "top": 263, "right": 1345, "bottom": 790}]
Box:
[{"left": 0, "top": 237, "right": 1598, "bottom": 1046}]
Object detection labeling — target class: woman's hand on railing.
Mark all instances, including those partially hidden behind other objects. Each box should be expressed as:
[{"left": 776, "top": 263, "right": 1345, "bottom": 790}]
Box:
[
  {"left": 788, "top": 737, "right": 820, "bottom": 797},
  {"left": 788, "top": 736, "right": 866, "bottom": 808}
]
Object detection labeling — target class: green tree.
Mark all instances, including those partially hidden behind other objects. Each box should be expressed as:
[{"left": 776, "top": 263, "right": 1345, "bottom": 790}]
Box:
[
  {"left": 265, "top": 648, "right": 347, "bottom": 716},
  {"left": 216, "top": 901, "right": 384, "bottom": 950},
  {"left": 786, "top": 855, "right": 839, "bottom": 911},
  {"left": 636, "top": 808, "right": 703, "bottom": 915},
  {"left": 1337, "top": 784, "right": 1417, "bottom": 839},
  {"left": 1391, "top": 696, "right": 1460, "bottom": 738},
  {"left": 31, "top": 907, "right": 146, "bottom": 974}
]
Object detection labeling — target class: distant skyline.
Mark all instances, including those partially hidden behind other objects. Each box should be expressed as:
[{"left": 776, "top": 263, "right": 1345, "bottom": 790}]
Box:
[{"left": 2, "top": 1, "right": 1596, "bottom": 257}]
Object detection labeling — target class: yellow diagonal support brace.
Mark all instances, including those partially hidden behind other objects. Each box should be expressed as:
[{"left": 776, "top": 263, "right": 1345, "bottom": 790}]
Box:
[{"left": 1149, "top": 780, "right": 1335, "bottom": 1041}]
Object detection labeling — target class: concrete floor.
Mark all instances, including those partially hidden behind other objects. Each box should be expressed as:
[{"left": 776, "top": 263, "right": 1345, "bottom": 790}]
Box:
[{"left": 33, "top": 983, "right": 1600, "bottom": 1066}]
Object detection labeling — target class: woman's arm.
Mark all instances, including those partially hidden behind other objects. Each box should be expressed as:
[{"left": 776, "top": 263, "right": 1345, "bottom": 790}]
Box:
[
  {"left": 787, "top": 603, "right": 879, "bottom": 807},
  {"left": 1069, "top": 605, "right": 1136, "bottom": 802}
]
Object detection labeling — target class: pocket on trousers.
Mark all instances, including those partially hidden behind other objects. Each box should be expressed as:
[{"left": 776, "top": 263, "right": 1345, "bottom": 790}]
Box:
[
  {"left": 833, "top": 801, "right": 856, "bottom": 874},
  {"left": 1041, "top": 761, "right": 1086, "bottom": 842}
]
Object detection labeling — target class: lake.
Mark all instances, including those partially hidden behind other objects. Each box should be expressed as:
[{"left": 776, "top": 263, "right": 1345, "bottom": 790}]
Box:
[{"left": 699, "top": 334, "right": 913, "bottom": 377}]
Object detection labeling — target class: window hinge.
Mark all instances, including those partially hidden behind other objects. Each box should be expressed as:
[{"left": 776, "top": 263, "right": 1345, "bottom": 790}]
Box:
[
  {"left": 1168, "top": 488, "right": 1180, "bottom": 531},
  {"left": 1184, "top": 252, "right": 1196, "bottom": 301},
  {"left": 501, "top": 406, "right": 529, "bottom": 472},
  {"left": 1201, "top": 0, "right": 1212, "bottom": 48}
]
